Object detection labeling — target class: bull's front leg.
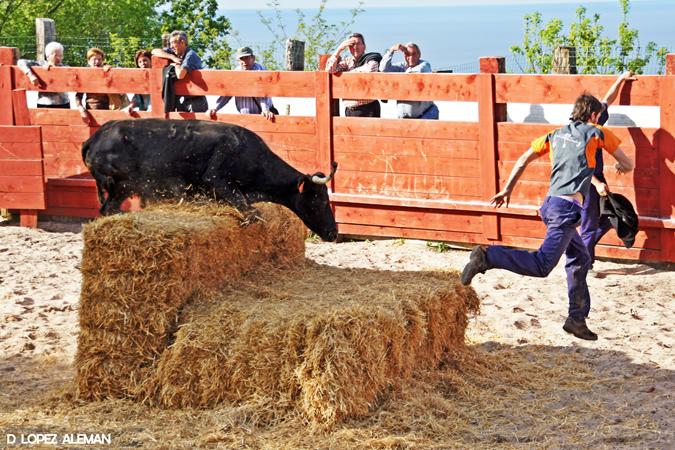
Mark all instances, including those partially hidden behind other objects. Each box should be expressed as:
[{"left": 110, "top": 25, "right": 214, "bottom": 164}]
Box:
[{"left": 208, "top": 180, "right": 260, "bottom": 225}]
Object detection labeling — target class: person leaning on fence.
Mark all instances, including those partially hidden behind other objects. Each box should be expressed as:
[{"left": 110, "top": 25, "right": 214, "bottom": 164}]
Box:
[
  {"left": 209, "top": 46, "right": 277, "bottom": 122},
  {"left": 460, "top": 93, "right": 635, "bottom": 341},
  {"left": 151, "top": 30, "right": 208, "bottom": 113},
  {"left": 581, "top": 71, "right": 636, "bottom": 277},
  {"left": 17, "top": 41, "right": 70, "bottom": 109},
  {"left": 75, "top": 48, "right": 111, "bottom": 125},
  {"left": 122, "top": 50, "right": 153, "bottom": 115},
  {"left": 325, "top": 33, "right": 382, "bottom": 117},
  {"left": 380, "top": 42, "right": 439, "bottom": 120}
]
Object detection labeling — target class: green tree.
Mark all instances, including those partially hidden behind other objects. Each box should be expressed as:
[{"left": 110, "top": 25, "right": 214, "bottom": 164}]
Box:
[
  {"left": 510, "top": 0, "right": 668, "bottom": 74},
  {"left": 0, "top": 0, "right": 161, "bottom": 65},
  {"left": 158, "top": 0, "right": 232, "bottom": 69},
  {"left": 254, "top": 0, "right": 364, "bottom": 71}
]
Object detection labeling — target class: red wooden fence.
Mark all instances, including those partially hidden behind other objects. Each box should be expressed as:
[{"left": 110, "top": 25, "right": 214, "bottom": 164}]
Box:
[{"left": 0, "top": 46, "right": 673, "bottom": 262}]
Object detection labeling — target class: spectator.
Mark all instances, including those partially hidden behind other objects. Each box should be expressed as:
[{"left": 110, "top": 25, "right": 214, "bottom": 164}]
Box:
[
  {"left": 380, "top": 42, "right": 439, "bottom": 120},
  {"left": 151, "top": 30, "right": 208, "bottom": 113},
  {"left": 75, "top": 48, "right": 113, "bottom": 125},
  {"left": 582, "top": 71, "right": 636, "bottom": 276},
  {"left": 17, "top": 41, "right": 70, "bottom": 109},
  {"left": 209, "top": 46, "right": 277, "bottom": 121},
  {"left": 325, "top": 33, "right": 382, "bottom": 117},
  {"left": 122, "top": 50, "right": 153, "bottom": 114}
]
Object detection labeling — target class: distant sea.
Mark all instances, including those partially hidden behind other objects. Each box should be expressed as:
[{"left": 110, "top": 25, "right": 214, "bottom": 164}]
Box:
[{"left": 223, "top": 0, "right": 674, "bottom": 73}]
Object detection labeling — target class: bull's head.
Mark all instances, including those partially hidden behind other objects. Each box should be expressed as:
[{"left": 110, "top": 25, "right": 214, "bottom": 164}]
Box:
[{"left": 295, "top": 162, "right": 338, "bottom": 241}]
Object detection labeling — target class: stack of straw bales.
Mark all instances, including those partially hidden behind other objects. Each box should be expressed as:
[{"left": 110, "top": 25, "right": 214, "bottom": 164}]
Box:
[
  {"left": 76, "top": 203, "right": 306, "bottom": 400},
  {"left": 76, "top": 202, "right": 480, "bottom": 427}
]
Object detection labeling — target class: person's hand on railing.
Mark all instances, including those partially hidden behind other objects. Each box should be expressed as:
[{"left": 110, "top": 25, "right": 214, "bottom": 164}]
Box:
[
  {"left": 261, "top": 110, "right": 275, "bottom": 122},
  {"left": 208, "top": 109, "right": 217, "bottom": 120},
  {"left": 78, "top": 105, "right": 92, "bottom": 125}
]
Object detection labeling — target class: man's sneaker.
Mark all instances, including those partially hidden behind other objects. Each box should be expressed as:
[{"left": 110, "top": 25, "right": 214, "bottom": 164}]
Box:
[
  {"left": 460, "top": 246, "right": 489, "bottom": 285},
  {"left": 563, "top": 316, "right": 598, "bottom": 341}
]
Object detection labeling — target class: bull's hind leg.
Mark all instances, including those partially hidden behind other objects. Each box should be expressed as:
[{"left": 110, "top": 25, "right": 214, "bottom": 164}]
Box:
[{"left": 100, "top": 180, "right": 131, "bottom": 215}]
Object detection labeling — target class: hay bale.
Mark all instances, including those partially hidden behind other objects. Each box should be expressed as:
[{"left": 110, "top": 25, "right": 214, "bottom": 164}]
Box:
[
  {"left": 75, "top": 202, "right": 306, "bottom": 400},
  {"left": 76, "top": 200, "right": 480, "bottom": 426},
  {"left": 138, "top": 262, "right": 479, "bottom": 426}
]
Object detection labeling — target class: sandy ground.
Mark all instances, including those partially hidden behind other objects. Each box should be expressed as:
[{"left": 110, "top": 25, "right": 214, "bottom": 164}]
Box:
[{"left": 0, "top": 219, "right": 673, "bottom": 448}]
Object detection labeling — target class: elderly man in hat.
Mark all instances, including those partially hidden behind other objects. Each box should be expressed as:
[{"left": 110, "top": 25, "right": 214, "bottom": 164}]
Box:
[{"left": 209, "top": 46, "right": 277, "bottom": 121}]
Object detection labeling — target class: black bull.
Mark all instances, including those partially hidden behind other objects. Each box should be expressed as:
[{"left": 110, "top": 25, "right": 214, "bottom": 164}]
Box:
[{"left": 82, "top": 119, "right": 338, "bottom": 241}]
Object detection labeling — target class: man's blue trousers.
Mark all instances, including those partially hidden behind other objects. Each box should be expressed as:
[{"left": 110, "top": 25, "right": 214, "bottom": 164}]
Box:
[{"left": 485, "top": 196, "right": 592, "bottom": 319}]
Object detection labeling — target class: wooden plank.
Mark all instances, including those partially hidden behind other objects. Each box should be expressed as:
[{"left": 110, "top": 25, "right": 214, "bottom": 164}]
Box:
[
  {"left": 30, "top": 109, "right": 85, "bottom": 125},
  {"left": 46, "top": 188, "right": 100, "bottom": 209},
  {"left": 333, "top": 135, "right": 479, "bottom": 159},
  {"left": 0, "top": 65, "right": 13, "bottom": 125},
  {"left": 315, "top": 71, "right": 334, "bottom": 192},
  {"left": 0, "top": 160, "right": 43, "bottom": 175},
  {"left": 330, "top": 192, "right": 540, "bottom": 216},
  {"left": 43, "top": 157, "right": 90, "bottom": 179},
  {"left": 331, "top": 72, "right": 478, "bottom": 101},
  {"left": 0, "top": 176, "right": 44, "bottom": 192},
  {"left": 334, "top": 171, "right": 482, "bottom": 198},
  {"left": 12, "top": 66, "right": 151, "bottom": 94},
  {"left": 0, "top": 142, "right": 43, "bottom": 159},
  {"left": 173, "top": 70, "right": 316, "bottom": 97},
  {"left": 0, "top": 126, "right": 42, "bottom": 143},
  {"left": 657, "top": 56, "right": 675, "bottom": 261},
  {"left": 335, "top": 204, "right": 483, "bottom": 231},
  {"left": 183, "top": 114, "right": 317, "bottom": 134},
  {"left": 42, "top": 142, "right": 82, "bottom": 158},
  {"left": 12, "top": 89, "right": 31, "bottom": 125},
  {"left": 255, "top": 132, "right": 317, "bottom": 152},
  {"left": 494, "top": 74, "right": 660, "bottom": 106},
  {"left": 0, "top": 192, "right": 45, "bottom": 209},
  {"left": 336, "top": 222, "right": 484, "bottom": 245},
  {"left": 477, "top": 70, "right": 500, "bottom": 240},
  {"left": 19, "top": 210, "right": 39, "bottom": 227},
  {"left": 333, "top": 117, "right": 479, "bottom": 140},
  {"left": 336, "top": 152, "right": 480, "bottom": 177},
  {"left": 41, "top": 125, "right": 92, "bottom": 143}
]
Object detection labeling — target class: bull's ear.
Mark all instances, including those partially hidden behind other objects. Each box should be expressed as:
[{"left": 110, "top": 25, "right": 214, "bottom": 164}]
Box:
[{"left": 297, "top": 175, "right": 306, "bottom": 193}]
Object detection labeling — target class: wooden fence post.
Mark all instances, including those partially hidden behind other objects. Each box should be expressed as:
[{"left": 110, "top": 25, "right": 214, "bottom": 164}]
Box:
[
  {"left": 552, "top": 46, "right": 577, "bottom": 74},
  {"left": 285, "top": 39, "right": 305, "bottom": 71},
  {"left": 315, "top": 71, "right": 335, "bottom": 192},
  {"left": 12, "top": 88, "right": 43, "bottom": 227},
  {"left": 35, "top": 18, "right": 56, "bottom": 62},
  {"left": 0, "top": 47, "right": 18, "bottom": 125},
  {"left": 478, "top": 56, "right": 506, "bottom": 241},
  {"left": 658, "top": 54, "right": 675, "bottom": 260},
  {"left": 150, "top": 55, "right": 168, "bottom": 117}
]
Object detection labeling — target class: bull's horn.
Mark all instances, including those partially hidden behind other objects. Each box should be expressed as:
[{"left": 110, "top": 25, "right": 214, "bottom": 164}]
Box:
[{"left": 311, "top": 161, "right": 338, "bottom": 185}]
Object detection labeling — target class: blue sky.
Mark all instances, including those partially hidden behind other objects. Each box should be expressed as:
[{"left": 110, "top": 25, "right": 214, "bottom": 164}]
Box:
[{"left": 220, "top": 0, "right": 622, "bottom": 10}]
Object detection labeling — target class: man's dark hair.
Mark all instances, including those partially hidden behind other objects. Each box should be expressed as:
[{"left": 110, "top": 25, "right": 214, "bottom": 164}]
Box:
[
  {"left": 349, "top": 32, "right": 365, "bottom": 46},
  {"left": 570, "top": 92, "right": 604, "bottom": 122}
]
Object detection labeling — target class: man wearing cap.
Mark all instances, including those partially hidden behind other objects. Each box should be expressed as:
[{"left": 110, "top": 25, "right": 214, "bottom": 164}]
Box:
[
  {"left": 209, "top": 46, "right": 276, "bottom": 121},
  {"left": 152, "top": 30, "right": 208, "bottom": 112}
]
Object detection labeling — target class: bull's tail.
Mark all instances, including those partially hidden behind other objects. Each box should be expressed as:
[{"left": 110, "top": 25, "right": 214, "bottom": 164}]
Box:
[{"left": 81, "top": 138, "right": 92, "bottom": 167}]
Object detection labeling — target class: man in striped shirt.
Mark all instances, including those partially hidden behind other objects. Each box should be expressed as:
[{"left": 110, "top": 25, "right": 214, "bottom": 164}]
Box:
[{"left": 209, "top": 47, "right": 276, "bottom": 122}]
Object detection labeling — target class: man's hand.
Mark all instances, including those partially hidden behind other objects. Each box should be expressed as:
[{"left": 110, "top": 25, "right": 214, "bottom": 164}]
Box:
[
  {"left": 27, "top": 73, "right": 41, "bottom": 87},
  {"left": 261, "top": 110, "right": 275, "bottom": 121},
  {"left": 208, "top": 109, "right": 217, "bottom": 119},
  {"left": 389, "top": 43, "right": 405, "bottom": 53},
  {"left": 620, "top": 70, "right": 636, "bottom": 82},
  {"left": 490, "top": 189, "right": 512, "bottom": 208},
  {"left": 595, "top": 182, "right": 609, "bottom": 196}
]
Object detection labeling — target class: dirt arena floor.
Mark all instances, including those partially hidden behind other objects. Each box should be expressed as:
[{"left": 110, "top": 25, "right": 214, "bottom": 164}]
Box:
[{"left": 1, "top": 219, "right": 673, "bottom": 449}]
